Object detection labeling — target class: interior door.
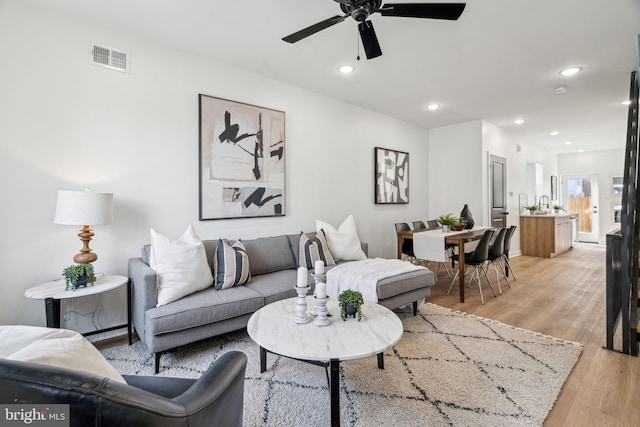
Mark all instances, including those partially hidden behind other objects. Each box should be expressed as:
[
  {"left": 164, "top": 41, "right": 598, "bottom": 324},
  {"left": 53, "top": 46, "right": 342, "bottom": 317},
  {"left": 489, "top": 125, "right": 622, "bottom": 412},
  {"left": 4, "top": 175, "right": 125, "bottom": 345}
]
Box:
[
  {"left": 489, "top": 154, "right": 508, "bottom": 228},
  {"left": 563, "top": 174, "right": 599, "bottom": 243}
]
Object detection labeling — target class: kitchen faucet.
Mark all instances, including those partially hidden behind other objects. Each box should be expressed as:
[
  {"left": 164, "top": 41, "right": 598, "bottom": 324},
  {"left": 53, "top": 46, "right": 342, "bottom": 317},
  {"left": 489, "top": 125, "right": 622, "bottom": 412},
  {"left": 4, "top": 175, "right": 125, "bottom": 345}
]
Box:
[{"left": 538, "top": 195, "right": 550, "bottom": 210}]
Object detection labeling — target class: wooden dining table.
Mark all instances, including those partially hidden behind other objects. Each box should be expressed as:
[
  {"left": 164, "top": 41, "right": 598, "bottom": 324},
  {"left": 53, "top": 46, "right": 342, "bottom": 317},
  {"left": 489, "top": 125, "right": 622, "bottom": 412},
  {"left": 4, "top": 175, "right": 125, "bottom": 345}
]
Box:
[{"left": 397, "top": 227, "right": 493, "bottom": 303}]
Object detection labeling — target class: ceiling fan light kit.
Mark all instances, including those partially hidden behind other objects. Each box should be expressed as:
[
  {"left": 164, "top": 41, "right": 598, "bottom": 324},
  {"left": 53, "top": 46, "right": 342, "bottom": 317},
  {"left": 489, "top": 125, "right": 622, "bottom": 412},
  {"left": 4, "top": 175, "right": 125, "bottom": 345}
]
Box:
[{"left": 282, "top": 1, "right": 466, "bottom": 59}]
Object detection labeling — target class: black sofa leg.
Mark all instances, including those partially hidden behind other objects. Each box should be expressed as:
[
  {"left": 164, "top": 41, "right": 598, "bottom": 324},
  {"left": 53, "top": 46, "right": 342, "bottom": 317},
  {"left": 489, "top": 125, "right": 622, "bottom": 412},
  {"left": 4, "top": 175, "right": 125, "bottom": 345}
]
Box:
[
  {"left": 155, "top": 353, "right": 161, "bottom": 374},
  {"left": 412, "top": 301, "right": 418, "bottom": 316}
]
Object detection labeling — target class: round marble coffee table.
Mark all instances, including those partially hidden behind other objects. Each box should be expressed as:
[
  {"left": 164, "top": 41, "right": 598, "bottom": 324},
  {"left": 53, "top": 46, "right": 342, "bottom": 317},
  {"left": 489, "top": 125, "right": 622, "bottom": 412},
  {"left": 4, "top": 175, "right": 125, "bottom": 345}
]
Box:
[{"left": 247, "top": 296, "right": 403, "bottom": 427}]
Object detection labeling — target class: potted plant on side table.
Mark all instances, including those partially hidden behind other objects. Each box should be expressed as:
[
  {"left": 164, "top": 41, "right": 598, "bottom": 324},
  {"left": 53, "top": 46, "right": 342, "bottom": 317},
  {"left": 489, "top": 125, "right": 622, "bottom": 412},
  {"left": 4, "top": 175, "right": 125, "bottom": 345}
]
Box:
[
  {"left": 62, "top": 263, "right": 96, "bottom": 291},
  {"left": 338, "top": 289, "right": 364, "bottom": 321}
]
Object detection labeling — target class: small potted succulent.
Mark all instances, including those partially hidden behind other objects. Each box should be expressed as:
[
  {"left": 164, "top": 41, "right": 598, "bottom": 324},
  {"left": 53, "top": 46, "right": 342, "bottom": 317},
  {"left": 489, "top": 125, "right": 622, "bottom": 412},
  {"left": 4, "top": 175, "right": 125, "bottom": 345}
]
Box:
[
  {"left": 553, "top": 204, "right": 565, "bottom": 214},
  {"left": 337, "top": 289, "right": 364, "bottom": 321},
  {"left": 62, "top": 263, "right": 96, "bottom": 291}
]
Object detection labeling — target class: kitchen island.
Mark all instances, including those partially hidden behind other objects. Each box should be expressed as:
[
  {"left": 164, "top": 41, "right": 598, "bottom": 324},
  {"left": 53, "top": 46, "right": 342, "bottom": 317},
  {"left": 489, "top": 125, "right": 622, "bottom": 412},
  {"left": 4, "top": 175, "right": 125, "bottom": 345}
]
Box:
[{"left": 520, "top": 213, "right": 573, "bottom": 258}]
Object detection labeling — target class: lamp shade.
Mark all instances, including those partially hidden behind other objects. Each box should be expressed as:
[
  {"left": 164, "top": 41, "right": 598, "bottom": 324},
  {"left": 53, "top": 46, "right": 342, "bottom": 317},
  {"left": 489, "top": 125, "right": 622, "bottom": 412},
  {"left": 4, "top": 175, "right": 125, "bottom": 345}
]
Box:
[{"left": 54, "top": 190, "right": 113, "bottom": 226}]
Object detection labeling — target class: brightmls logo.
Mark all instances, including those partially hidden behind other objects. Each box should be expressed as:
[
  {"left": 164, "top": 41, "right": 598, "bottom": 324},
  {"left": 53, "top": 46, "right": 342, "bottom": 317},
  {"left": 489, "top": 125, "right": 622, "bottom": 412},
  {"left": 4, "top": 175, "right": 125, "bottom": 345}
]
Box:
[{"left": 0, "top": 405, "right": 69, "bottom": 426}]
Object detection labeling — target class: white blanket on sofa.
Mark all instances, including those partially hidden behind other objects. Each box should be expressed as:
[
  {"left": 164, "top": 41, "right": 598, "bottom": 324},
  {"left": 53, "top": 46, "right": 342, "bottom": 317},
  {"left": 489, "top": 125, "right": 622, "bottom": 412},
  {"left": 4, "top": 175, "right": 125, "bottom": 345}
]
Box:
[{"left": 326, "top": 258, "right": 427, "bottom": 302}]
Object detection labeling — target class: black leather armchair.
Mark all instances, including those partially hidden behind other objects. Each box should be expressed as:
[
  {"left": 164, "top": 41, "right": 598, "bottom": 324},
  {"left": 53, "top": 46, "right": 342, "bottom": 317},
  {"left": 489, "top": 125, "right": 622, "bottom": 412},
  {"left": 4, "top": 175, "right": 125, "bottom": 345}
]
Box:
[{"left": 0, "top": 351, "right": 247, "bottom": 427}]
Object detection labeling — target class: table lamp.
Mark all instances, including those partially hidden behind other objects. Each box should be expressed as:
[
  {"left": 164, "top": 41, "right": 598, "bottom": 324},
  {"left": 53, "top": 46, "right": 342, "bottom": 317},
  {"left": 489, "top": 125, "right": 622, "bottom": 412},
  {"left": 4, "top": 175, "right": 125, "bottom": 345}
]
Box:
[{"left": 54, "top": 189, "right": 113, "bottom": 264}]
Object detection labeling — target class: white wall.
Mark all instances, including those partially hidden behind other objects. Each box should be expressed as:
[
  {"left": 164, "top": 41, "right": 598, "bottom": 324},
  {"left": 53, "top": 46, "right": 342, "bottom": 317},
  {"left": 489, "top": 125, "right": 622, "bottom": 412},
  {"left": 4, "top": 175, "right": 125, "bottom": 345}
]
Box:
[
  {"left": 558, "top": 149, "right": 625, "bottom": 243},
  {"left": 428, "top": 120, "right": 484, "bottom": 221},
  {"left": 0, "top": 0, "right": 430, "bottom": 331}
]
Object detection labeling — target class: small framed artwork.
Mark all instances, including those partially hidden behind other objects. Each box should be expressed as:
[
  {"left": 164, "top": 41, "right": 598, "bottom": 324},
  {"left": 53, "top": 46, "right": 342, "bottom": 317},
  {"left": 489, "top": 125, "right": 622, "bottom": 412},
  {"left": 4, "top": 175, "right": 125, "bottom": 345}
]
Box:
[
  {"left": 551, "top": 175, "right": 558, "bottom": 200},
  {"left": 375, "top": 147, "right": 409, "bottom": 204},
  {"left": 199, "top": 94, "right": 285, "bottom": 220}
]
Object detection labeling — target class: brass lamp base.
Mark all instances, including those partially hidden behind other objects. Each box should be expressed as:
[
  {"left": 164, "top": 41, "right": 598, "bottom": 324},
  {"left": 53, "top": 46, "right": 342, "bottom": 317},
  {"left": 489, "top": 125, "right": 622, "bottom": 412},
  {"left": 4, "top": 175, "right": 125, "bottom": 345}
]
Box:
[{"left": 73, "top": 225, "right": 98, "bottom": 264}]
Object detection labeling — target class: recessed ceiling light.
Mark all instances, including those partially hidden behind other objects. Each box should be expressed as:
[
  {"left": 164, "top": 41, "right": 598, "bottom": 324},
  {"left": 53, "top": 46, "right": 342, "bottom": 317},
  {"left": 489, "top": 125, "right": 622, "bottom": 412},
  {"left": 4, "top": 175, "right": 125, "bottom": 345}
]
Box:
[
  {"left": 554, "top": 85, "right": 568, "bottom": 94},
  {"left": 550, "top": 131, "right": 559, "bottom": 136},
  {"left": 577, "top": 149, "right": 584, "bottom": 153},
  {"left": 426, "top": 103, "right": 440, "bottom": 111},
  {"left": 564, "top": 141, "right": 573, "bottom": 145},
  {"left": 559, "top": 67, "right": 582, "bottom": 76},
  {"left": 514, "top": 119, "right": 525, "bottom": 125},
  {"left": 338, "top": 65, "right": 354, "bottom": 74},
  {"left": 622, "top": 100, "right": 632, "bottom": 105}
]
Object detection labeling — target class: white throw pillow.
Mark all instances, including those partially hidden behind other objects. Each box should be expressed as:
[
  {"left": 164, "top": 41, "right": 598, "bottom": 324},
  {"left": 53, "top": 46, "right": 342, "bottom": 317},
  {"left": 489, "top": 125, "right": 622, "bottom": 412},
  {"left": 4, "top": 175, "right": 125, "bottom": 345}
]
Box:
[
  {"left": 315, "top": 215, "right": 367, "bottom": 261},
  {"left": 0, "top": 326, "right": 126, "bottom": 383},
  {"left": 150, "top": 225, "right": 214, "bottom": 307}
]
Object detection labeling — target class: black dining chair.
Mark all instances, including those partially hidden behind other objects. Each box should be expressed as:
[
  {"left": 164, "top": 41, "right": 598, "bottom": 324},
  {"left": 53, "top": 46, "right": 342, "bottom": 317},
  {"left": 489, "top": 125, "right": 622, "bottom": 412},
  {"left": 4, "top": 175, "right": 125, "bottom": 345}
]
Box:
[
  {"left": 447, "top": 229, "right": 496, "bottom": 304},
  {"left": 486, "top": 228, "right": 509, "bottom": 293},
  {"left": 427, "top": 219, "right": 439, "bottom": 228},
  {"left": 413, "top": 221, "right": 427, "bottom": 230},
  {"left": 395, "top": 223, "right": 415, "bottom": 263},
  {"left": 503, "top": 226, "right": 517, "bottom": 280}
]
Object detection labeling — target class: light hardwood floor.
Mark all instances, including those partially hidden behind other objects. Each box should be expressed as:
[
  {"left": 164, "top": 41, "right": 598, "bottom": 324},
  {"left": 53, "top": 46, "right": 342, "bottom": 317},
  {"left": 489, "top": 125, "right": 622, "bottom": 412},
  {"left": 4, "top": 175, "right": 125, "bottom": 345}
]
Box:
[{"left": 427, "top": 242, "right": 640, "bottom": 427}]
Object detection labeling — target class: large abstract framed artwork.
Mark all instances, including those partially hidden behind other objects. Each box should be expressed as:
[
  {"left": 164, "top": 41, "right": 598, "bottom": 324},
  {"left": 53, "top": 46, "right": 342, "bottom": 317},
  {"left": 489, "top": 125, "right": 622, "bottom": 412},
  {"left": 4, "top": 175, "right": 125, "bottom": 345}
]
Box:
[
  {"left": 199, "top": 94, "right": 285, "bottom": 220},
  {"left": 375, "top": 147, "right": 409, "bottom": 204}
]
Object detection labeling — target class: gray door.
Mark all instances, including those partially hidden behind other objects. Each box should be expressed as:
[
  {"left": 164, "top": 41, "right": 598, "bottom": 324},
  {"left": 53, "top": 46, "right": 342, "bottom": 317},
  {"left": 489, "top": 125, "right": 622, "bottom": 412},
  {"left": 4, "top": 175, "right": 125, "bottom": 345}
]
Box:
[{"left": 490, "top": 155, "right": 508, "bottom": 228}]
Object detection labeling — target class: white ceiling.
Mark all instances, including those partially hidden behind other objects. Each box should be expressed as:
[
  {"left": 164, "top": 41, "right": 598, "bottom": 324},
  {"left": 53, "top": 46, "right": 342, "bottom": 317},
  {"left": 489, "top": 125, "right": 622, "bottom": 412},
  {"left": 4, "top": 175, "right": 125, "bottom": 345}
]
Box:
[{"left": 27, "top": 0, "right": 640, "bottom": 153}]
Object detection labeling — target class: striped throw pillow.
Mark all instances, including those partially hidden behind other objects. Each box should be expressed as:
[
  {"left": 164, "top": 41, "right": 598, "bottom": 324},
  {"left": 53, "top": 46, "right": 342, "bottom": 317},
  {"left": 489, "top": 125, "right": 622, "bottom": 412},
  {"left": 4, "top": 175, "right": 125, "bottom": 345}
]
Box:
[
  {"left": 299, "top": 229, "right": 336, "bottom": 269},
  {"left": 214, "top": 239, "right": 251, "bottom": 290}
]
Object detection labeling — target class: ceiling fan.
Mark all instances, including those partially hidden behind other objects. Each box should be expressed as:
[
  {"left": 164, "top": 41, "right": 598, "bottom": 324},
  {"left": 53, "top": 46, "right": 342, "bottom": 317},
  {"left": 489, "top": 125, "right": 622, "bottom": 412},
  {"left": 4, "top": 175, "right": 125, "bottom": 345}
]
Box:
[{"left": 282, "top": 1, "right": 466, "bottom": 60}]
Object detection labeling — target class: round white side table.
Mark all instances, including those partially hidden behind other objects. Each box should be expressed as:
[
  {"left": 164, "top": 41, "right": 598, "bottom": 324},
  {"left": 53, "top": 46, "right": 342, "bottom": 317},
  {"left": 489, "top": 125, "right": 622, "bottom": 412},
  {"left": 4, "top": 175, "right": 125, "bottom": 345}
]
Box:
[{"left": 25, "top": 274, "right": 132, "bottom": 344}]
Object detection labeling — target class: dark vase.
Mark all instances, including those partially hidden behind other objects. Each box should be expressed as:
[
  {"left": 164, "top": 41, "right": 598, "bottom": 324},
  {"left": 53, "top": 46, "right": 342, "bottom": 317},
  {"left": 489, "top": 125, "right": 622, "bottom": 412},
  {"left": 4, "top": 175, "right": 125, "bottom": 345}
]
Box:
[
  {"left": 460, "top": 204, "right": 474, "bottom": 229},
  {"left": 344, "top": 303, "right": 357, "bottom": 318}
]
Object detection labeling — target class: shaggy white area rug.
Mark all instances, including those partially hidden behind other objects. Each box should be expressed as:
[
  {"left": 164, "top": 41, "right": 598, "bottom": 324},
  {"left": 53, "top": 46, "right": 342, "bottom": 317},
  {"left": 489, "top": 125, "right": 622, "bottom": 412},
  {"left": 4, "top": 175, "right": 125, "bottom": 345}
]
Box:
[{"left": 101, "top": 303, "right": 583, "bottom": 426}]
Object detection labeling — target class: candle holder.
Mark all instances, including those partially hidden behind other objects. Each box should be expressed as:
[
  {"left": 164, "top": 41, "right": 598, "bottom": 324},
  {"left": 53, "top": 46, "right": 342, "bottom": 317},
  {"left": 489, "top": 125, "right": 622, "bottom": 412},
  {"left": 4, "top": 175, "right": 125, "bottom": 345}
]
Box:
[
  {"left": 313, "top": 296, "right": 331, "bottom": 327},
  {"left": 311, "top": 273, "right": 326, "bottom": 284},
  {"left": 294, "top": 286, "right": 311, "bottom": 324},
  {"left": 310, "top": 273, "right": 326, "bottom": 316}
]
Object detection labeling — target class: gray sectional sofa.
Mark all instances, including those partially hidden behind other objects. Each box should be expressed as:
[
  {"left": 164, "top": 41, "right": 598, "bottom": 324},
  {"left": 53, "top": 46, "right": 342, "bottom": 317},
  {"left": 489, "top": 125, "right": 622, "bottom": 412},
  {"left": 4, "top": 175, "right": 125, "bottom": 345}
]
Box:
[{"left": 128, "top": 233, "right": 435, "bottom": 372}]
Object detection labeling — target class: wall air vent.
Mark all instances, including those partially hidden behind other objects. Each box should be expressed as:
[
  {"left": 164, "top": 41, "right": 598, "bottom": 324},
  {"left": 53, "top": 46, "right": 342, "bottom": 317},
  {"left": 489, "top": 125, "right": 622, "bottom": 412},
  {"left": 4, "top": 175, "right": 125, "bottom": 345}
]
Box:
[{"left": 89, "top": 42, "right": 131, "bottom": 73}]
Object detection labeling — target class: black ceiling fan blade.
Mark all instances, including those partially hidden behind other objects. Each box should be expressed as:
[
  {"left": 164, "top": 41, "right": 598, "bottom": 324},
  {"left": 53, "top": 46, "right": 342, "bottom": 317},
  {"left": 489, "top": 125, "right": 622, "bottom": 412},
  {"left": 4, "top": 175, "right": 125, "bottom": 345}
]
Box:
[
  {"left": 358, "top": 20, "right": 382, "bottom": 60},
  {"left": 282, "top": 15, "right": 347, "bottom": 43},
  {"left": 379, "top": 3, "right": 466, "bottom": 20}
]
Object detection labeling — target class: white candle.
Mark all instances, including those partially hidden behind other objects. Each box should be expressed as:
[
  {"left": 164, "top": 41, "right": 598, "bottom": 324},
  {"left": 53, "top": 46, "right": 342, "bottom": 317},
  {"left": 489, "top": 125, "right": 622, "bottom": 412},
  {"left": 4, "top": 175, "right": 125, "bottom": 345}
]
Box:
[
  {"left": 297, "top": 267, "right": 308, "bottom": 288},
  {"left": 315, "top": 282, "right": 327, "bottom": 299},
  {"left": 314, "top": 260, "right": 325, "bottom": 275}
]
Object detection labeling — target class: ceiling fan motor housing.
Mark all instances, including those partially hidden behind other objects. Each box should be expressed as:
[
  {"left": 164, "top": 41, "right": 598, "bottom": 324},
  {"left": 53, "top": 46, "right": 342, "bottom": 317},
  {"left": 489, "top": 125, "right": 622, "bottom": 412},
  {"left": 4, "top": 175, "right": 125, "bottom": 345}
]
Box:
[{"left": 341, "top": 0, "right": 382, "bottom": 22}]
